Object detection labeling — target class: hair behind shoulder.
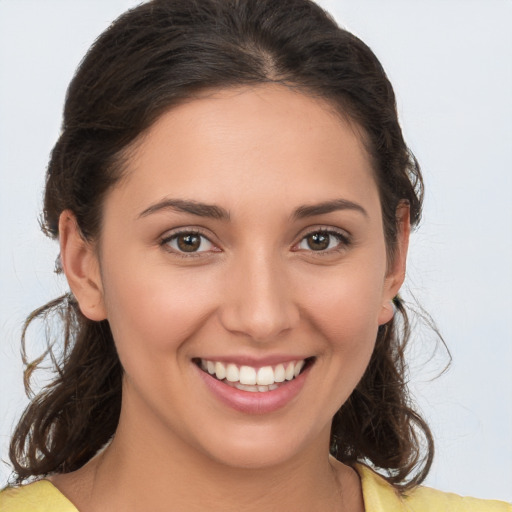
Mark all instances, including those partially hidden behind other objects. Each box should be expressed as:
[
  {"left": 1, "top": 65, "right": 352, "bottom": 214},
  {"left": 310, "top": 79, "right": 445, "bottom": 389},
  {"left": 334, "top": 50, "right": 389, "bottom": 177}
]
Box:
[
  {"left": 10, "top": 295, "right": 122, "bottom": 479},
  {"left": 10, "top": 0, "right": 437, "bottom": 490}
]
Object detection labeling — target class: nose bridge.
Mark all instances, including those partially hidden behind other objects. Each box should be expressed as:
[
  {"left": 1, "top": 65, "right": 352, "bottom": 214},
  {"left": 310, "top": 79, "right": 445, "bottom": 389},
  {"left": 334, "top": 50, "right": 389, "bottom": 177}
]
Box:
[{"left": 219, "top": 246, "right": 299, "bottom": 341}]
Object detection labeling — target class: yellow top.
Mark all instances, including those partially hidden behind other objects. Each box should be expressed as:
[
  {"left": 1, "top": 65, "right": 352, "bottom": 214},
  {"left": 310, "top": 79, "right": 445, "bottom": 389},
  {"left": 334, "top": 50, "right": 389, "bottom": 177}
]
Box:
[
  {"left": 1, "top": 464, "right": 510, "bottom": 511},
  {"left": 356, "top": 465, "right": 511, "bottom": 512}
]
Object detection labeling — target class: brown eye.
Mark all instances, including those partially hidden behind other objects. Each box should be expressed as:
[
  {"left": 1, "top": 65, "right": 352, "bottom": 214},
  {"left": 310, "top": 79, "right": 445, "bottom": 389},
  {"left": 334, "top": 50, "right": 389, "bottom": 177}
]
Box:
[
  {"left": 177, "top": 234, "right": 201, "bottom": 252},
  {"left": 306, "top": 232, "right": 330, "bottom": 251},
  {"left": 296, "top": 230, "right": 349, "bottom": 253},
  {"left": 163, "top": 232, "right": 215, "bottom": 254}
]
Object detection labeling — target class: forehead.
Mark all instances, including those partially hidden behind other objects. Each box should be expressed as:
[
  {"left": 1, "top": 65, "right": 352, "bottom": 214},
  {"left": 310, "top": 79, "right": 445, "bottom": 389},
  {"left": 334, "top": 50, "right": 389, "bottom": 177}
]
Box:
[{"left": 110, "top": 84, "right": 379, "bottom": 219}]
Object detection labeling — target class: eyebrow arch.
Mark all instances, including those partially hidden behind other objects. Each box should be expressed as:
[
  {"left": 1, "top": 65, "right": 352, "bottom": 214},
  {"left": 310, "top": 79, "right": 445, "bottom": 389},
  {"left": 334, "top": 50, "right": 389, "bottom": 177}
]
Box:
[
  {"left": 292, "top": 198, "right": 368, "bottom": 220},
  {"left": 138, "top": 198, "right": 230, "bottom": 220}
]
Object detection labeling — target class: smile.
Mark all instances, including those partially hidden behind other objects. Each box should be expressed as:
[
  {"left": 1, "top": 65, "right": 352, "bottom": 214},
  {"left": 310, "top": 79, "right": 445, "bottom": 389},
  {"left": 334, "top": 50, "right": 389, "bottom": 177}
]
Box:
[{"left": 195, "top": 358, "right": 313, "bottom": 393}]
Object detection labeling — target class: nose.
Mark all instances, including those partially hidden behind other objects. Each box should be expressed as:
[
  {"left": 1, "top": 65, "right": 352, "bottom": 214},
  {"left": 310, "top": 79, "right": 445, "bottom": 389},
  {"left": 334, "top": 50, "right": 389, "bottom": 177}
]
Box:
[{"left": 218, "top": 249, "right": 300, "bottom": 342}]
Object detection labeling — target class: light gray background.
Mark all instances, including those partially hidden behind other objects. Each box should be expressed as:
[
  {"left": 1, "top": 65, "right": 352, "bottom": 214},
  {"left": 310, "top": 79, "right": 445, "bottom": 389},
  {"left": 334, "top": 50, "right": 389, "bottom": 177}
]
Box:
[{"left": 1, "top": 0, "right": 511, "bottom": 501}]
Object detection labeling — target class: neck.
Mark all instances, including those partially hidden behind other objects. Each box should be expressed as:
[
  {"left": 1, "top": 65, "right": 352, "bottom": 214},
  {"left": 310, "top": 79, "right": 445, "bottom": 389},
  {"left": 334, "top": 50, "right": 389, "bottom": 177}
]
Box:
[
  {"left": 93, "top": 431, "right": 344, "bottom": 511},
  {"left": 57, "top": 398, "right": 364, "bottom": 512}
]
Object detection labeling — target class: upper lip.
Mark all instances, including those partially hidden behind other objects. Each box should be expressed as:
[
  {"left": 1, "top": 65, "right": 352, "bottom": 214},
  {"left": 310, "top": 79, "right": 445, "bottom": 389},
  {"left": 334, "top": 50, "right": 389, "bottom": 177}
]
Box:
[{"left": 192, "top": 355, "right": 314, "bottom": 368}]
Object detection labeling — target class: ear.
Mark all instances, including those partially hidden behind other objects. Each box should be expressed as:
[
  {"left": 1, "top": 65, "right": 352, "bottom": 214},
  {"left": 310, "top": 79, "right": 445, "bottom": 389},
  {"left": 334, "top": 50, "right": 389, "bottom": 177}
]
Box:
[
  {"left": 378, "top": 202, "right": 411, "bottom": 325},
  {"left": 59, "top": 210, "right": 107, "bottom": 321}
]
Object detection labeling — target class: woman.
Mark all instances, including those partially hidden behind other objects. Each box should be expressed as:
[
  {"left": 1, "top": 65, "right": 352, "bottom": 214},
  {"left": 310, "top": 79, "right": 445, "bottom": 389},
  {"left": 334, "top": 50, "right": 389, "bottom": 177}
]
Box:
[{"left": 0, "top": 0, "right": 510, "bottom": 510}]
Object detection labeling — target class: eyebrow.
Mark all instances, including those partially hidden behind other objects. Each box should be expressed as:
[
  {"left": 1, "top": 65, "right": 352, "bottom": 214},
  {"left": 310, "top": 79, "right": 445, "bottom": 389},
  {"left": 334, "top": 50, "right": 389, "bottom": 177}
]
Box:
[
  {"left": 138, "top": 199, "right": 230, "bottom": 220},
  {"left": 138, "top": 197, "right": 367, "bottom": 221},
  {"left": 292, "top": 198, "right": 368, "bottom": 220}
]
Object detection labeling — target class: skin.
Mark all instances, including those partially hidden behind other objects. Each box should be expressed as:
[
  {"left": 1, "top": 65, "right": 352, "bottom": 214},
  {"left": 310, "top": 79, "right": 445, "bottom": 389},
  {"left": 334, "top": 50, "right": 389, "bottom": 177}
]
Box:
[{"left": 55, "top": 85, "right": 409, "bottom": 512}]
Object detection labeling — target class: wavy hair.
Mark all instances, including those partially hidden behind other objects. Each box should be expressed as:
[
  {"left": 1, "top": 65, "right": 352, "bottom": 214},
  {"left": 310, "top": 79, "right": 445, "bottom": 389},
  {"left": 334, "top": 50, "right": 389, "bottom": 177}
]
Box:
[{"left": 10, "top": 0, "right": 436, "bottom": 490}]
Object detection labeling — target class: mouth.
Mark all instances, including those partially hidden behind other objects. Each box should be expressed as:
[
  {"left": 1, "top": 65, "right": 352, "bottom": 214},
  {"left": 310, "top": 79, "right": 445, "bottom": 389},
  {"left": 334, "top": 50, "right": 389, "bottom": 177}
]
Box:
[{"left": 193, "top": 357, "right": 315, "bottom": 393}]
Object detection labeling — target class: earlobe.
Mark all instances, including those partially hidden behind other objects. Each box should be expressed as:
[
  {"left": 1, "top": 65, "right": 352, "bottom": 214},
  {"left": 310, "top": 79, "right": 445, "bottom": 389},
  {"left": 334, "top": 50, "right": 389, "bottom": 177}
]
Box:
[
  {"left": 59, "top": 210, "right": 107, "bottom": 321},
  {"left": 378, "top": 300, "right": 395, "bottom": 325}
]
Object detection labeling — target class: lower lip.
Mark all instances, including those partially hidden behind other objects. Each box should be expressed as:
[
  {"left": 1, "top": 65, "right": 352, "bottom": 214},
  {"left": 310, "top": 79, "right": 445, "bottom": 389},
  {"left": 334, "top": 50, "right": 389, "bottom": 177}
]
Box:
[{"left": 196, "top": 364, "right": 311, "bottom": 414}]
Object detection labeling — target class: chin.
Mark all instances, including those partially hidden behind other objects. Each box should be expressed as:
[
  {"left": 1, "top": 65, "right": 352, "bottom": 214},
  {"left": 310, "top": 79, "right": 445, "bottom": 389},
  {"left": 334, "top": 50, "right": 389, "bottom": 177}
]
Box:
[
  {"left": 206, "top": 442, "right": 301, "bottom": 470},
  {"left": 191, "top": 420, "right": 329, "bottom": 471}
]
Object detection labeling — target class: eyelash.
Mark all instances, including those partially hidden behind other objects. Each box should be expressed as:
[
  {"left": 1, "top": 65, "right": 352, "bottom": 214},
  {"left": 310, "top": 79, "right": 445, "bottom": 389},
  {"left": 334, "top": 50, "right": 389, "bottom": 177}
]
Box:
[{"left": 160, "top": 227, "right": 351, "bottom": 257}]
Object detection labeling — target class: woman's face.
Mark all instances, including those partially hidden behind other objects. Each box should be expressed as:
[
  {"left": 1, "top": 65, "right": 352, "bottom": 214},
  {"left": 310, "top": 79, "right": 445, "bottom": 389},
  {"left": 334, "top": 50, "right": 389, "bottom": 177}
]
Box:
[{"left": 69, "top": 85, "right": 406, "bottom": 469}]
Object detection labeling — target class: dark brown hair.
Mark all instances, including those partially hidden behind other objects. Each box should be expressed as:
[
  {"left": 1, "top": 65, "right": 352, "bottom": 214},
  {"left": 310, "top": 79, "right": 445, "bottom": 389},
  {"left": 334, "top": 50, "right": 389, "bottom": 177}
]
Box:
[{"left": 10, "top": 0, "right": 433, "bottom": 490}]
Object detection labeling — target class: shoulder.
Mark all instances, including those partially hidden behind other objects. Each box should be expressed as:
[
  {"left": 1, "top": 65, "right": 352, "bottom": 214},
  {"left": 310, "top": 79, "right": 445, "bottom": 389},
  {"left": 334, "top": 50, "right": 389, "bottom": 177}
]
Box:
[
  {"left": 0, "top": 480, "right": 78, "bottom": 512},
  {"left": 405, "top": 485, "right": 512, "bottom": 512},
  {"left": 355, "top": 463, "right": 512, "bottom": 512}
]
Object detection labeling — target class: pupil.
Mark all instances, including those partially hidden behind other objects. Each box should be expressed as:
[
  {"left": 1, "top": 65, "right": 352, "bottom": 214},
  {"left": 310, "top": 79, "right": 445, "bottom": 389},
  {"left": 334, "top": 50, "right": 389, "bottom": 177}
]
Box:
[
  {"left": 307, "top": 233, "right": 329, "bottom": 251},
  {"left": 178, "top": 234, "right": 200, "bottom": 252}
]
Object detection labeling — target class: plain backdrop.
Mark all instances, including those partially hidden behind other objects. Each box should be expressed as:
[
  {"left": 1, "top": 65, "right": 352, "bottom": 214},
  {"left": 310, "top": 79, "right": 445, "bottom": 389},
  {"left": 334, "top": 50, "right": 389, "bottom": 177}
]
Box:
[{"left": 0, "top": 0, "right": 511, "bottom": 502}]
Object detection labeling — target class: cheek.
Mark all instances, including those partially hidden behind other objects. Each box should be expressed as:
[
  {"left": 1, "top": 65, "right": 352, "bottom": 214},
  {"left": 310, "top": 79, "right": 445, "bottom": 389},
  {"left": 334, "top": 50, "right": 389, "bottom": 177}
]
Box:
[
  {"left": 101, "top": 263, "right": 219, "bottom": 358},
  {"left": 299, "top": 262, "right": 386, "bottom": 345},
  {"left": 302, "top": 267, "right": 385, "bottom": 404}
]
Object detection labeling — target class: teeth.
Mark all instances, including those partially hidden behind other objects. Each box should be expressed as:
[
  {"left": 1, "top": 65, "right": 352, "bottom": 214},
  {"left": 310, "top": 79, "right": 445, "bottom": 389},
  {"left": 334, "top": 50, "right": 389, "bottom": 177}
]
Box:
[
  {"left": 294, "top": 360, "right": 305, "bottom": 377},
  {"left": 225, "top": 364, "right": 239, "bottom": 382},
  {"left": 215, "top": 361, "right": 226, "bottom": 380},
  {"left": 274, "top": 364, "right": 285, "bottom": 383},
  {"left": 239, "top": 366, "right": 257, "bottom": 385},
  {"left": 235, "top": 383, "right": 259, "bottom": 392},
  {"left": 199, "top": 358, "right": 309, "bottom": 389},
  {"left": 230, "top": 382, "right": 280, "bottom": 393},
  {"left": 285, "top": 362, "right": 295, "bottom": 381},
  {"left": 256, "top": 366, "right": 274, "bottom": 386}
]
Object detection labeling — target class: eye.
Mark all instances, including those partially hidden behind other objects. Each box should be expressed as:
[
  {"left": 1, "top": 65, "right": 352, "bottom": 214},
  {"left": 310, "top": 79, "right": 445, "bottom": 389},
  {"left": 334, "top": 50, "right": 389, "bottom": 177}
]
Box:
[
  {"left": 162, "top": 231, "right": 217, "bottom": 254},
  {"left": 296, "top": 230, "right": 349, "bottom": 253}
]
